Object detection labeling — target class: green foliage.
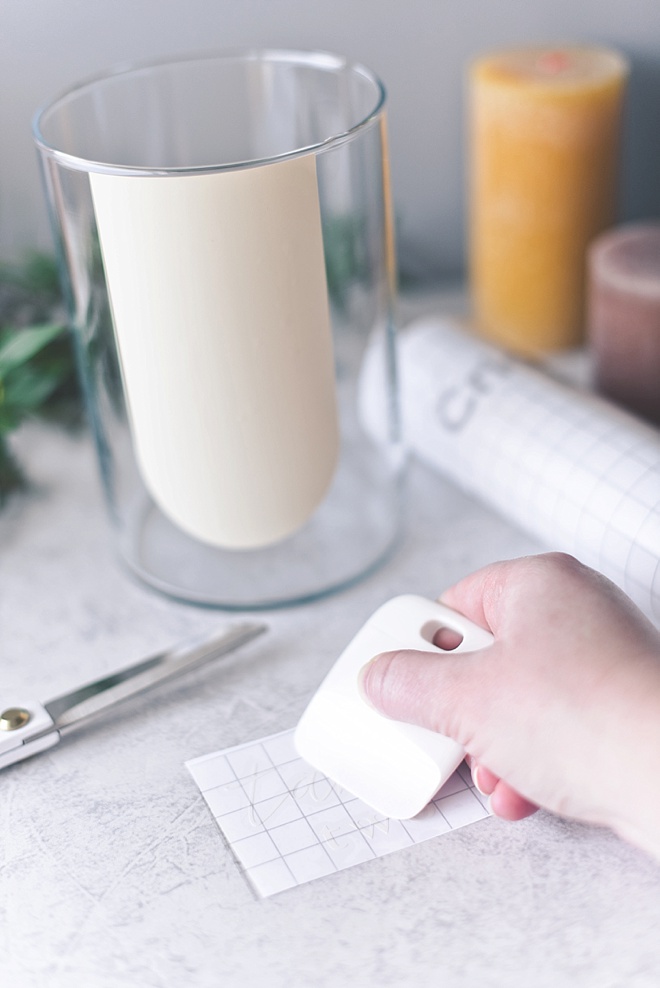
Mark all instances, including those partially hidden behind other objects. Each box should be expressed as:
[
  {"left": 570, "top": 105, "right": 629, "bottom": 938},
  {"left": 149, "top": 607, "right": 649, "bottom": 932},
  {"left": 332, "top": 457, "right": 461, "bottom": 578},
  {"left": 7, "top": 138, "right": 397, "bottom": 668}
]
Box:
[
  {"left": 0, "top": 253, "right": 80, "bottom": 504},
  {"left": 0, "top": 323, "right": 71, "bottom": 431},
  {"left": 0, "top": 251, "right": 61, "bottom": 296},
  {"left": 324, "top": 214, "right": 369, "bottom": 312}
]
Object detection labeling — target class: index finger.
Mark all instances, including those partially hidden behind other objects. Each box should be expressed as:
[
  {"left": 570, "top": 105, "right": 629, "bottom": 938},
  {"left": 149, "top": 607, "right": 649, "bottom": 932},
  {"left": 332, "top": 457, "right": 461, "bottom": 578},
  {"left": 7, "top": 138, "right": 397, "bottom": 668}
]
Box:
[{"left": 438, "top": 558, "right": 519, "bottom": 634}]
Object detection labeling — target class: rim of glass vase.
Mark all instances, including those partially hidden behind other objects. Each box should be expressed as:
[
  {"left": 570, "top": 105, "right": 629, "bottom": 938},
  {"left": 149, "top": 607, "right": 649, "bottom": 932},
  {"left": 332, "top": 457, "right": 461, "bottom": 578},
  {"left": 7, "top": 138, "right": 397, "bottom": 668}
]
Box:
[{"left": 32, "top": 47, "right": 387, "bottom": 177}]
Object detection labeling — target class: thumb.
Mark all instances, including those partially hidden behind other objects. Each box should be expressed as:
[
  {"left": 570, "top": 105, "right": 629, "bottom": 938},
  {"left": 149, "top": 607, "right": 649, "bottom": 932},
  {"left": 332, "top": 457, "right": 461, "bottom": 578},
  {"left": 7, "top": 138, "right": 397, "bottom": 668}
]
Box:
[{"left": 359, "top": 648, "right": 475, "bottom": 745}]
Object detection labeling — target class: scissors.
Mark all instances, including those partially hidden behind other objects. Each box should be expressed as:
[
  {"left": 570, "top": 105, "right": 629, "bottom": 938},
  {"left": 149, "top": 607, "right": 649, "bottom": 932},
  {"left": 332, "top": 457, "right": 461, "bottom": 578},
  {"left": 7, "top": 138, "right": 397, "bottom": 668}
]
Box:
[{"left": 0, "top": 621, "right": 267, "bottom": 770}]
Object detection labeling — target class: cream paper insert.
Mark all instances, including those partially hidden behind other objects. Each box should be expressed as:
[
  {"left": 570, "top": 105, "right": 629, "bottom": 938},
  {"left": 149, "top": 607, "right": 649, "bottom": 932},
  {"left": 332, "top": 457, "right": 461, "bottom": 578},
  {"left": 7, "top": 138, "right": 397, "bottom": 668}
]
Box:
[{"left": 90, "top": 156, "right": 338, "bottom": 549}]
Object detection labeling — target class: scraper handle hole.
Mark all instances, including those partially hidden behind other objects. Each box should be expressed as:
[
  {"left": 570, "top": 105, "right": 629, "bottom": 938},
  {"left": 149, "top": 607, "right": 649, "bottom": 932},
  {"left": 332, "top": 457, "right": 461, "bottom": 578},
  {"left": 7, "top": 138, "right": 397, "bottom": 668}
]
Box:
[{"left": 420, "top": 620, "right": 464, "bottom": 651}]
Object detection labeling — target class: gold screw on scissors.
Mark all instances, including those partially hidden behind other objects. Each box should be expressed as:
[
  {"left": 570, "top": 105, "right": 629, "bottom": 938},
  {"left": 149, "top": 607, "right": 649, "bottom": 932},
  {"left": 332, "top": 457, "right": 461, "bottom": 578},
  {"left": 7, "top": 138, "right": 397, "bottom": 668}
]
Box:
[{"left": 0, "top": 708, "right": 31, "bottom": 731}]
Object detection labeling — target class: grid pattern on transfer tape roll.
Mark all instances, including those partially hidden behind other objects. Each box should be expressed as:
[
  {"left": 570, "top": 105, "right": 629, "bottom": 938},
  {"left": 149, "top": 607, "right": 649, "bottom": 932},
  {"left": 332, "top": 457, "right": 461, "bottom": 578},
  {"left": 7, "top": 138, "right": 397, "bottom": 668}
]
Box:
[
  {"left": 397, "top": 320, "right": 660, "bottom": 623},
  {"left": 186, "top": 729, "right": 489, "bottom": 898}
]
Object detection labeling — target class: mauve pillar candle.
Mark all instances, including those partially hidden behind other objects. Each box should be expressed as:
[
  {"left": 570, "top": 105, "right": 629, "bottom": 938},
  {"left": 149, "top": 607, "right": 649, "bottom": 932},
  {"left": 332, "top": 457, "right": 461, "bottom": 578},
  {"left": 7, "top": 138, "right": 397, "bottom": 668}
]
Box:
[{"left": 587, "top": 222, "right": 660, "bottom": 425}]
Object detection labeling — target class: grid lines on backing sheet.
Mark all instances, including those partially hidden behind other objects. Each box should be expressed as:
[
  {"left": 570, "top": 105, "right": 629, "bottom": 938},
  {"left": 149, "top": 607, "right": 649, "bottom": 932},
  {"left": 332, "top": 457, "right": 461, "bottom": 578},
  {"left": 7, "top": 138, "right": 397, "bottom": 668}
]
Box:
[
  {"left": 480, "top": 369, "right": 660, "bottom": 611},
  {"left": 187, "top": 729, "right": 490, "bottom": 898},
  {"left": 417, "top": 342, "right": 659, "bottom": 618},
  {"left": 397, "top": 320, "right": 660, "bottom": 623}
]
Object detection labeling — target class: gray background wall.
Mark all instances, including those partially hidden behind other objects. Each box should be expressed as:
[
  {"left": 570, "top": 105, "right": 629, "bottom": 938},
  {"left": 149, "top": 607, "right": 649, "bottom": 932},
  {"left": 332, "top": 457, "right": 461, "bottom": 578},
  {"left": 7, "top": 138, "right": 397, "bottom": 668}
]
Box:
[{"left": 2, "top": 0, "right": 659, "bottom": 281}]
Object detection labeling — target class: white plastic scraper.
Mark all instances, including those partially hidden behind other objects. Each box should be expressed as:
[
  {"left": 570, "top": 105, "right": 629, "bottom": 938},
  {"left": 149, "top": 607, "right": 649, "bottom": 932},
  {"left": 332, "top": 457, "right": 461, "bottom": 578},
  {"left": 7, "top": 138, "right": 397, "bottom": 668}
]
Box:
[{"left": 294, "top": 595, "right": 494, "bottom": 820}]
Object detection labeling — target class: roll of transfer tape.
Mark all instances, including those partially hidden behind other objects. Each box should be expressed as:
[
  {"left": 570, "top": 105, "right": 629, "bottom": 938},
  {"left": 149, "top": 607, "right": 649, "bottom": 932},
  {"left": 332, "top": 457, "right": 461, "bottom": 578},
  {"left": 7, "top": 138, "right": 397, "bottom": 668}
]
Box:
[{"left": 360, "top": 317, "right": 660, "bottom": 623}]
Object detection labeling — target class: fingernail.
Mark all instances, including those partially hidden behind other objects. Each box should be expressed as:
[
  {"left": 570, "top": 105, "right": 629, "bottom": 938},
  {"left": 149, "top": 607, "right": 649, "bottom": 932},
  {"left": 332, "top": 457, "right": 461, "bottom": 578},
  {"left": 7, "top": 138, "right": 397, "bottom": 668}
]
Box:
[
  {"left": 356, "top": 655, "right": 381, "bottom": 708},
  {"left": 472, "top": 764, "right": 488, "bottom": 796}
]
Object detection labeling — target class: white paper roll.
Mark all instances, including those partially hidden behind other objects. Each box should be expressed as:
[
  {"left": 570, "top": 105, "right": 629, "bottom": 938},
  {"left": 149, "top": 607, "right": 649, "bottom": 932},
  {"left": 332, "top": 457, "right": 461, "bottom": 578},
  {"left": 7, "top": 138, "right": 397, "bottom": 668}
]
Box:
[{"left": 361, "top": 317, "right": 660, "bottom": 623}]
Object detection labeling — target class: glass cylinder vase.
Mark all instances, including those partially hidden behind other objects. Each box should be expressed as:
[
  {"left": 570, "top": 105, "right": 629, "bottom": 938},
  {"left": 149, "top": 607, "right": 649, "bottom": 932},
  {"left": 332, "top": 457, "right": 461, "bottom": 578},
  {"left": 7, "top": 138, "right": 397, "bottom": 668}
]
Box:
[{"left": 34, "top": 49, "right": 404, "bottom": 608}]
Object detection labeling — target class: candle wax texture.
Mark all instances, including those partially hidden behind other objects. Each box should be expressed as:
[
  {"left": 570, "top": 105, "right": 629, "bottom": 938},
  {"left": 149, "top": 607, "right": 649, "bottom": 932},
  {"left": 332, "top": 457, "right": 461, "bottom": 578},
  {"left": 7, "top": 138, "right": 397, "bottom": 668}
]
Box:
[
  {"left": 469, "top": 46, "right": 628, "bottom": 355},
  {"left": 587, "top": 223, "right": 660, "bottom": 426}
]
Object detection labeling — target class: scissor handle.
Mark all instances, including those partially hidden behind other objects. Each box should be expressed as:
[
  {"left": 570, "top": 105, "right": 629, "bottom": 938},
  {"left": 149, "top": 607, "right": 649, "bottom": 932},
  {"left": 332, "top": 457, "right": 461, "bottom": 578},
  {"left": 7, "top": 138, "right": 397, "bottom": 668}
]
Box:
[{"left": 0, "top": 700, "right": 59, "bottom": 769}]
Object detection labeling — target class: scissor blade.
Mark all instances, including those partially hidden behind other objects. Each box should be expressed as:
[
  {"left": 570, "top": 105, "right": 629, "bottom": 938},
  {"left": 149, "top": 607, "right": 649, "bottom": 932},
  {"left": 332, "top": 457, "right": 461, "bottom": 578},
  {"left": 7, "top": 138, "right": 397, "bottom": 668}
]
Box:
[{"left": 45, "top": 622, "right": 267, "bottom": 734}]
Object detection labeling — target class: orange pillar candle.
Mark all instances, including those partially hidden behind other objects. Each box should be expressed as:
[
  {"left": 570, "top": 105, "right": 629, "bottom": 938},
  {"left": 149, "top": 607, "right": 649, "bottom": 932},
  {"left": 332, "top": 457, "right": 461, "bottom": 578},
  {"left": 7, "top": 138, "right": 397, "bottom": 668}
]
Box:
[{"left": 469, "top": 46, "right": 628, "bottom": 356}]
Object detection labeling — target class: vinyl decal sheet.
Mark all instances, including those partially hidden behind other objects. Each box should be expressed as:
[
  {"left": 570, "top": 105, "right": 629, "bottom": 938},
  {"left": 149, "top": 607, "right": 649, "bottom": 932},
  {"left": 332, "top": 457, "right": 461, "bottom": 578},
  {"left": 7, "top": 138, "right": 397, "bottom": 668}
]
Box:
[{"left": 186, "top": 729, "right": 490, "bottom": 898}]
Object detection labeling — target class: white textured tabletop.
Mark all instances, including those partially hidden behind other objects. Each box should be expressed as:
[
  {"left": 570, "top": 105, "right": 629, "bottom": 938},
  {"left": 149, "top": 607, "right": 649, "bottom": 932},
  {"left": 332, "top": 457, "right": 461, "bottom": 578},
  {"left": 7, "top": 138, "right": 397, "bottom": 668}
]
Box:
[{"left": 2, "top": 295, "right": 660, "bottom": 988}]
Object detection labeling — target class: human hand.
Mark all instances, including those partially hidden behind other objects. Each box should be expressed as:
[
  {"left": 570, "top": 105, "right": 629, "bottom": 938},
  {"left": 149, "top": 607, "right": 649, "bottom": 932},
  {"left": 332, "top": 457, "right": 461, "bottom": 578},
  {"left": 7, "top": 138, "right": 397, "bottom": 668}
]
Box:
[{"left": 360, "top": 553, "right": 660, "bottom": 858}]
